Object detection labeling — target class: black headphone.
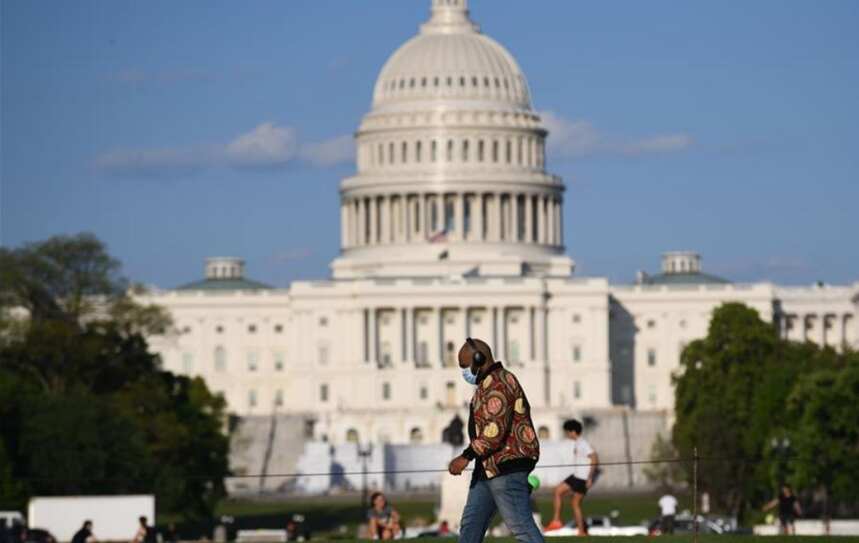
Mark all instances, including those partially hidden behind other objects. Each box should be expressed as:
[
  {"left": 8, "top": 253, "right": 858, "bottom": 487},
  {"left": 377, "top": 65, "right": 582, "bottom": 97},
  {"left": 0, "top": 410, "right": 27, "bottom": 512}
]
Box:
[{"left": 466, "top": 337, "right": 486, "bottom": 366}]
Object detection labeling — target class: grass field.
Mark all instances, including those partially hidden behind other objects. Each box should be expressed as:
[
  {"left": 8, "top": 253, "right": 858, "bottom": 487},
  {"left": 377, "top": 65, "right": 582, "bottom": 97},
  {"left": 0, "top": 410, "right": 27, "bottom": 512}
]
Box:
[
  {"left": 164, "top": 494, "right": 855, "bottom": 541},
  {"left": 394, "top": 539, "right": 858, "bottom": 543}
]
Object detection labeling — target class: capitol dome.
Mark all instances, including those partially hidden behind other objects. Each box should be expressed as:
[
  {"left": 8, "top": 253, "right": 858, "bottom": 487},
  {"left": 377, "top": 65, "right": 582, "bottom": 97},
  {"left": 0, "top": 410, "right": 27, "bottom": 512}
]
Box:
[
  {"left": 332, "top": 0, "right": 574, "bottom": 280},
  {"left": 372, "top": 2, "right": 531, "bottom": 110}
]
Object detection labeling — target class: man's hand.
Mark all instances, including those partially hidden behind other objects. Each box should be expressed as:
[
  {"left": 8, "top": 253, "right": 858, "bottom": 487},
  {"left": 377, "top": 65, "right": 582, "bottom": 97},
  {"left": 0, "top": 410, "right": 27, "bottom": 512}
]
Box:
[{"left": 448, "top": 455, "right": 469, "bottom": 475}]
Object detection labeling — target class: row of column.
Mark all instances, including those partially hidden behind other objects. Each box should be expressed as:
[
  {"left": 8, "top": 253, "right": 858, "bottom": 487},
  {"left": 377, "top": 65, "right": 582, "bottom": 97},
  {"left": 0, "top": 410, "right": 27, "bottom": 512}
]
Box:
[
  {"left": 780, "top": 313, "right": 856, "bottom": 349},
  {"left": 357, "top": 134, "right": 546, "bottom": 172},
  {"left": 341, "top": 192, "right": 562, "bottom": 248},
  {"left": 362, "top": 305, "right": 549, "bottom": 370}
]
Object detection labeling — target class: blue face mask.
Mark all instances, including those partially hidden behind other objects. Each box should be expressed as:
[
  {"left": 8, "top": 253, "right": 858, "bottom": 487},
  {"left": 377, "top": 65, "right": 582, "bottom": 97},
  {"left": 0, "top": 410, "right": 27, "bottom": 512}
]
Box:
[{"left": 462, "top": 367, "right": 478, "bottom": 386}]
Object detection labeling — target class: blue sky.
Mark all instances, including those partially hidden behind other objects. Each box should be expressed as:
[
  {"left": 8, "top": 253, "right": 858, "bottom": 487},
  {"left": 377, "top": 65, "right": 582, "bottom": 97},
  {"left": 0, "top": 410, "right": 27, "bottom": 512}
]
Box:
[{"left": 2, "top": 0, "right": 857, "bottom": 288}]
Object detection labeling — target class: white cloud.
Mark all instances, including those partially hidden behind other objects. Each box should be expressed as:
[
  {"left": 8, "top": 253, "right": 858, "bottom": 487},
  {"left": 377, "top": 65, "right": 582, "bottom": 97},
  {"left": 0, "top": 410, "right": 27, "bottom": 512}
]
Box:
[
  {"left": 299, "top": 134, "right": 355, "bottom": 167},
  {"left": 540, "top": 110, "right": 693, "bottom": 159},
  {"left": 226, "top": 123, "right": 299, "bottom": 167},
  {"left": 93, "top": 122, "right": 353, "bottom": 177}
]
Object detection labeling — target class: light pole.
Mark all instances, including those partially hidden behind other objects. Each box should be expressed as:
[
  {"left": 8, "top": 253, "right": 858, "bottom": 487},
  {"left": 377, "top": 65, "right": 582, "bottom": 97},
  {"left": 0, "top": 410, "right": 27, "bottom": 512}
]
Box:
[
  {"left": 358, "top": 442, "right": 374, "bottom": 509},
  {"left": 771, "top": 436, "right": 791, "bottom": 484}
]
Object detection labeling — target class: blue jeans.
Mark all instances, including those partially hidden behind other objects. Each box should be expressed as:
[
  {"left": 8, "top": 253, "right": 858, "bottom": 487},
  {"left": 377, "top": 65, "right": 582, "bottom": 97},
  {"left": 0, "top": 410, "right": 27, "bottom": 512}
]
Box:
[{"left": 458, "top": 471, "right": 544, "bottom": 543}]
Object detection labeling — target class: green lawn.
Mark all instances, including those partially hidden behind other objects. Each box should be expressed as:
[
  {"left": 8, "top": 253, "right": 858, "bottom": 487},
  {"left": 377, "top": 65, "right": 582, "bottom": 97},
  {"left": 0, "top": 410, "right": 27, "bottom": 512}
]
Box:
[{"left": 394, "top": 539, "right": 857, "bottom": 543}]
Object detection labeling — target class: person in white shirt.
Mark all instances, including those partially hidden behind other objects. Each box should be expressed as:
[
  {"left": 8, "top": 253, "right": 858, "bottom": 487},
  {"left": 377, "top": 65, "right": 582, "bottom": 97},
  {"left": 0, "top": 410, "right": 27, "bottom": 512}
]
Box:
[
  {"left": 545, "top": 419, "right": 599, "bottom": 535},
  {"left": 658, "top": 493, "right": 678, "bottom": 534}
]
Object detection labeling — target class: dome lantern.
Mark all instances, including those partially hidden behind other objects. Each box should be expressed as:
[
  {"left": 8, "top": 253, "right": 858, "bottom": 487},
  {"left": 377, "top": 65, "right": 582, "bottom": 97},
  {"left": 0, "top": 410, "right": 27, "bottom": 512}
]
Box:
[{"left": 422, "top": 0, "right": 479, "bottom": 35}]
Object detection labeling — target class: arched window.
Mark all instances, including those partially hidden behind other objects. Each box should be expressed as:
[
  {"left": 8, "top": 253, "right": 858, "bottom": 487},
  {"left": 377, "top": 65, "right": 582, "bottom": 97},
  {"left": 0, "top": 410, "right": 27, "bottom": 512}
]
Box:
[
  {"left": 431, "top": 140, "right": 438, "bottom": 162},
  {"left": 446, "top": 139, "right": 454, "bottom": 162},
  {"left": 401, "top": 141, "right": 408, "bottom": 164},
  {"left": 492, "top": 140, "right": 499, "bottom": 162},
  {"left": 410, "top": 427, "right": 424, "bottom": 444},
  {"left": 416, "top": 141, "right": 423, "bottom": 162},
  {"left": 477, "top": 140, "right": 485, "bottom": 162},
  {"left": 506, "top": 140, "right": 512, "bottom": 163},
  {"left": 462, "top": 140, "right": 469, "bottom": 162},
  {"left": 389, "top": 142, "right": 395, "bottom": 164},
  {"left": 346, "top": 428, "right": 360, "bottom": 443}
]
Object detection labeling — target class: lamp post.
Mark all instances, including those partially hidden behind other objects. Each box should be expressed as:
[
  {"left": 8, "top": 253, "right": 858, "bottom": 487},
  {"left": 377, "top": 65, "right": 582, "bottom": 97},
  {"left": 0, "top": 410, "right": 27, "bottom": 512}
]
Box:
[
  {"left": 358, "top": 442, "right": 374, "bottom": 509},
  {"left": 771, "top": 436, "right": 791, "bottom": 484}
]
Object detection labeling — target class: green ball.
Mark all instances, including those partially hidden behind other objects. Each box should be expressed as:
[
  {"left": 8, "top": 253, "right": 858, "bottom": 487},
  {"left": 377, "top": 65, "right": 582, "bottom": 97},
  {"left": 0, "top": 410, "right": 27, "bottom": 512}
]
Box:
[{"left": 528, "top": 474, "right": 541, "bottom": 490}]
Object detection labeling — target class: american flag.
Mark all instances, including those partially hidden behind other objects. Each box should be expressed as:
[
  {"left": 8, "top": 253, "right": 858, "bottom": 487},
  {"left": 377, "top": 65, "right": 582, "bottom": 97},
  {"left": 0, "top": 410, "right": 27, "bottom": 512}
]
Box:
[{"left": 428, "top": 229, "right": 448, "bottom": 243}]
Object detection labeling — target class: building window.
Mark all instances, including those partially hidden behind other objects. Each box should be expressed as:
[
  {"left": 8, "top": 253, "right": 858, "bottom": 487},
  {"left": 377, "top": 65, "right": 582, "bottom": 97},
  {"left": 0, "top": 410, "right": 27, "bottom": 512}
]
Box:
[
  {"left": 182, "top": 352, "right": 193, "bottom": 373},
  {"left": 416, "top": 141, "right": 422, "bottom": 162},
  {"left": 274, "top": 389, "right": 284, "bottom": 407},
  {"left": 248, "top": 324, "right": 257, "bottom": 333},
  {"left": 572, "top": 314, "right": 581, "bottom": 324},
  {"left": 248, "top": 352, "right": 258, "bottom": 372},
  {"left": 431, "top": 140, "right": 437, "bottom": 162},
  {"left": 446, "top": 139, "right": 454, "bottom": 162},
  {"left": 444, "top": 341, "right": 456, "bottom": 367},
  {"left": 462, "top": 140, "right": 469, "bottom": 162},
  {"left": 248, "top": 389, "right": 257, "bottom": 408},
  {"left": 572, "top": 344, "right": 581, "bottom": 363},
  {"left": 389, "top": 142, "right": 395, "bottom": 164},
  {"left": 410, "top": 427, "right": 424, "bottom": 444},
  {"left": 215, "top": 325, "right": 224, "bottom": 334},
  {"left": 509, "top": 340, "right": 520, "bottom": 363},
  {"left": 648, "top": 385, "right": 657, "bottom": 405},
  {"left": 382, "top": 382, "right": 391, "bottom": 401},
  {"left": 445, "top": 381, "right": 456, "bottom": 406},
  {"left": 381, "top": 341, "right": 392, "bottom": 368},
  {"left": 647, "top": 319, "right": 656, "bottom": 329},
  {"left": 318, "top": 344, "right": 329, "bottom": 365},
  {"left": 477, "top": 140, "right": 485, "bottom": 162},
  {"left": 401, "top": 141, "right": 408, "bottom": 163},
  {"left": 417, "top": 341, "right": 429, "bottom": 367},
  {"left": 647, "top": 349, "right": 657, "bottom": 367},
  {"left": 419, "top": 384, "right": 428, "bottom": 400},
  {"left": 346, "top": 428, "right": 360, "bottom": 443},
  {"left": 319, "top": 317, "right": 328, "bottom": 327},
  {"left": 214, "top": 346, "right": 226, "bottom": 372},
  {"left": 492, "top": 140, "right": 499, "bottom": 162},
  {"left": 274, "top": 352, "right": 285, "bottom": 371},
  {"left": 274, "top": 324, "right": 283, "bottom": 333},
  {"left": 574, "top": 381, "right": 581, "bottom": 400},
  {"left": 182, "top": 325, "right": 191, "bottom": 334},
  {"left": 320, "top": 384, "right": 329, "bottom": 402}
]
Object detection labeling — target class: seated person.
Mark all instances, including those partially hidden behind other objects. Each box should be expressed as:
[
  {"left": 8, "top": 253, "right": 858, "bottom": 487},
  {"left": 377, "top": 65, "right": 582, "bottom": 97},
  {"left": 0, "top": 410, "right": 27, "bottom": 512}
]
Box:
[{"left": 367, "top": 492, "right": 401, "bottom": 540}]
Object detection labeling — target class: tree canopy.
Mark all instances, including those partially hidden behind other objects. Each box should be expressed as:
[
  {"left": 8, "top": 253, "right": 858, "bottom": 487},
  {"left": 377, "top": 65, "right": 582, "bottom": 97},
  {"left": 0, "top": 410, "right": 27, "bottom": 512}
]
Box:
[
  {"left": 0, "top": 233, "right": 229, "bottom": 519},
  {"left": 672, "top": 302, "right": 858, "bottom": 520}
]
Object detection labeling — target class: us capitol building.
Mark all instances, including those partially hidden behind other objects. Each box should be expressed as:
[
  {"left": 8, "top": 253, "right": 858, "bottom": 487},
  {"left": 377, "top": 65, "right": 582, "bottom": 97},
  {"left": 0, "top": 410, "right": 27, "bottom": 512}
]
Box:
[{"left": 141, "top": 0, "right": 858, "bottom": 451}]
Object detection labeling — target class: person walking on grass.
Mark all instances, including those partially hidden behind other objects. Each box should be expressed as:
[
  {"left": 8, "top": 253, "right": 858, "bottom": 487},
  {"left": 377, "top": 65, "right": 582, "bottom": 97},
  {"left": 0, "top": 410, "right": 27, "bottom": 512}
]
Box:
[
  {"left": 447, "top": 337, "right": 543, "bottom": 543},
  {"left": 763, "top": 484, "right": 802, "bottom": 535},
  {"left": 545, "top": 419, "right": 599, "bottom": 535}
]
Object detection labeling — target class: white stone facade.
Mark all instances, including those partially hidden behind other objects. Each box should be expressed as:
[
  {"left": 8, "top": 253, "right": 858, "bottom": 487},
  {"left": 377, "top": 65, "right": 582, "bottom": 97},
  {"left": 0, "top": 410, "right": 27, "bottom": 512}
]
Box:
[{"left": 139, "top": 0, "right": 859, "bottom": 448}]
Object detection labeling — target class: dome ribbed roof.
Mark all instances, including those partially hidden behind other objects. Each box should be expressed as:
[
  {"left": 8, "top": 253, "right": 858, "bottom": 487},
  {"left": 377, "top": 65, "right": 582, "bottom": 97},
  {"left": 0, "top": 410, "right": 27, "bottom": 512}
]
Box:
[{"left": 371, "top": 1, "right": 531, "bottom": 109}]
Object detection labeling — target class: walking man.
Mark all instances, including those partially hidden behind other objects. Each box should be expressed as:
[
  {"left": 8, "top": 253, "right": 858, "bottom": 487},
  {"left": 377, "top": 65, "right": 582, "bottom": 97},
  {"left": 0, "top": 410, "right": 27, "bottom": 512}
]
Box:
[
  {"left": 545, "top": 419, "right": 599, "bottom": 535},
  {"left": 448, "top": 337, "right": 543, "bottom": 543}
]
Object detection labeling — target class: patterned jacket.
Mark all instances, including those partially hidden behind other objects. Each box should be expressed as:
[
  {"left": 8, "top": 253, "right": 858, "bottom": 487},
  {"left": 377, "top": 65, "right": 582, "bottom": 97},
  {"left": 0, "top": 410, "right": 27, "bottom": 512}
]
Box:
[{"left": 462, "top": 362, "right": 540, "bottom": 479}]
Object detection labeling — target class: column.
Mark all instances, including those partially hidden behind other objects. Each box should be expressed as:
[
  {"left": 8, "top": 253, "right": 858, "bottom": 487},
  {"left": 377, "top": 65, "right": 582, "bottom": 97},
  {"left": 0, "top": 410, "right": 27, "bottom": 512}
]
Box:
[
  {"left": 546, "top": 198, "right": 555, "bottom": 245},
  {"left": 454, "top": 193, "right": 464, "bottom": 241},
  {"left": 492, "top": 307, "right": 499, "bottom": 349},
  {"left": 340, "top": 201, "right": 349, "bottom": 248},
  {"left": 368, "top": 308, "right": 377, "bottom": 365},
  {"left": 537, "top": 197, "right": 547, "bottom": 244},
  {"left": 357, "top": 198, "right": 366, "bottom": 245},
  {"left": 512, "top": 194, "right": 520, "bottom": 242},
  {"left": 557, "top": 199, "right": 564, "bottom": 246},
  {"left": 495, "top": 193, "right": 505, "bottom": 241},
  {"left": 417, "top": 193, "right": 426, "bottom": 240},
  {"left": 528, "top": 307, "right": 535, "bottom": 360},
  {"left": 437, "top": 308, "right": 445, "bottom": 367},
  {"left": 404, "top": 307, "right": 414, "bottom": 363},
  {"left": 398, "top": 308, "right": 406, "bottom": 363},
  {"left": 474, "top": 194, "right": 484, "bottom": 242},
  {"left": 495, "top": 306, "right": 505, "bottom": 360},
  {"left": 368, "top": 197, "right": 378, "bottom": 244},
  {"left": 524, "top": 195, "right": 533, "bottom": 243}
]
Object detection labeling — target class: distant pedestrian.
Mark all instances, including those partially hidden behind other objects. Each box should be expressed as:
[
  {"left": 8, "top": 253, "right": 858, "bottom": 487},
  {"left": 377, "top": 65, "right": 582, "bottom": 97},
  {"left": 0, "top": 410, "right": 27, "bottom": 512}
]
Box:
[
  {"left": 658, "top": 494, "right": 678, "bottom": 534},
  {"left": 545, "top": 419, "right": 599, "bottom": 535},
  {"left": 71, "top": 521, "right": 96, "bottom": 543},
  {"left": 132, "top": 517, "right": 157, "bottom": 543},
  {"left": 367, "top": 492, "right": 401, "bottom": 540},
  {"left": 763, "top": 484, "right": 802, "bottom": 535}
]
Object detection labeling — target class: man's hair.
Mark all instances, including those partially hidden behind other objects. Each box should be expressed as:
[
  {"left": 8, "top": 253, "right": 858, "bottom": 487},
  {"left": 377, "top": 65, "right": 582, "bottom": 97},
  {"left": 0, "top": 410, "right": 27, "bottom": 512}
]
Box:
[
  {"left": 139, "top": 517, "right": 147, "bottom": 525},
  {"left": 83, "top": 521, "right": 92, "bottom": 528},
  {"left": 458, "top": 337, "right": 493, "bottom": 366},
  {"left": 563, "top": 419, "right": 583, "bottom": 434}
]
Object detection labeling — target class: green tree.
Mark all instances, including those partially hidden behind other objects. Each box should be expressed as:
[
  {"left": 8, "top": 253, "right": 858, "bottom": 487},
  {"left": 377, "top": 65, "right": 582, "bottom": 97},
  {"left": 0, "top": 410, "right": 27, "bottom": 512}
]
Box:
[
  {"left": 672, "top": 303, "right": 781, "bottom": 518},
  {"left": 643, "top": 433, "right": 686, "bottom": 491},
  {"left": 0, "top": 233, "right": 228, "bottom": 519},
  {"left": 785, "top": 353, "right": 859, "bottom": 517}
]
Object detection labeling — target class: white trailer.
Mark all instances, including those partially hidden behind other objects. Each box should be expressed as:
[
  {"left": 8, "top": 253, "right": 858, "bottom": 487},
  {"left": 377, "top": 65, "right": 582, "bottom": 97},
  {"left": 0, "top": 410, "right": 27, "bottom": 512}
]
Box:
[{"left": 28, "top": 495, "right": 155, "bottom": 542}]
